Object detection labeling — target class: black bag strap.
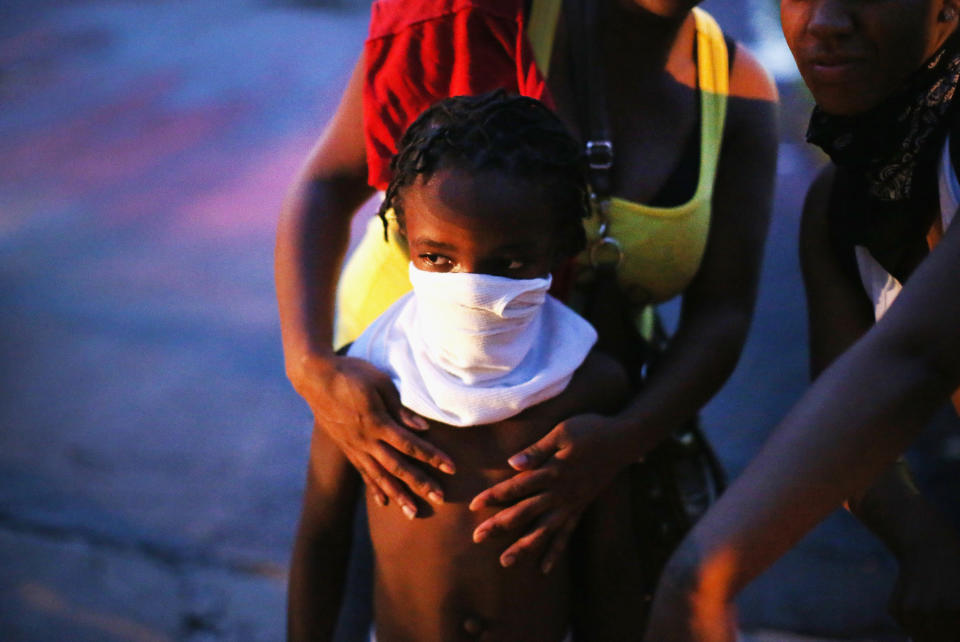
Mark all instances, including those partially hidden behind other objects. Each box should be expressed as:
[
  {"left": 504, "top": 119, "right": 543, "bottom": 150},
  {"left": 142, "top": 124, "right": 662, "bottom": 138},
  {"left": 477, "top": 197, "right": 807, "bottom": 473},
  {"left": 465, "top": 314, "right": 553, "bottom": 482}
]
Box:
[
  {"left": 565, "top": 0, "right": 614, "bottom": 200},
  {"left": 566, "top": 0, "right": 643, "bottom": 376}
]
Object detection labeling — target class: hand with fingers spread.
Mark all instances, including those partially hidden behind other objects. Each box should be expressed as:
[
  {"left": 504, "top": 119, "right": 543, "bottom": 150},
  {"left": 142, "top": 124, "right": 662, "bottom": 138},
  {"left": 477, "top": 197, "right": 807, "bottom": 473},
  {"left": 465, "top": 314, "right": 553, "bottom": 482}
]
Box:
[
  {"left": 296, "top": 352, "right": 456, "bottom": 518},
  {"left": 469, "top": 413, "right": 627, "bottom": 573}
]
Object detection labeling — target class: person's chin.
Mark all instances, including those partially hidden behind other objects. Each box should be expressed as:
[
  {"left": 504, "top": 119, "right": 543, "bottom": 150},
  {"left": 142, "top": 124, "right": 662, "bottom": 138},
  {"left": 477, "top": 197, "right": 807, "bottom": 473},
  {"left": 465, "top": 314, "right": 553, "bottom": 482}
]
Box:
[{"left": 803, "top": 74, "right": 883, "bottom": 116}]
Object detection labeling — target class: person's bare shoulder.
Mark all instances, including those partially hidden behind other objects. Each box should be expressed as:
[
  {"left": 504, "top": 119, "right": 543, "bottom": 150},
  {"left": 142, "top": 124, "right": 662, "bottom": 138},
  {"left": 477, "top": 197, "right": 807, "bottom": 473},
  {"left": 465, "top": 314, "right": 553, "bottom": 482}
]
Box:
[
  {"left": 573, "top": 351, "right": 632, "bottom": 412},
  {"left": 728, "top": 43, "right": 778, "bottom": 104},
  {"left": 521, "top": 351, "right": 631, "bottom": 426},
  {"left": 721, "top": 42, "right": 779, "bottom": 170}
]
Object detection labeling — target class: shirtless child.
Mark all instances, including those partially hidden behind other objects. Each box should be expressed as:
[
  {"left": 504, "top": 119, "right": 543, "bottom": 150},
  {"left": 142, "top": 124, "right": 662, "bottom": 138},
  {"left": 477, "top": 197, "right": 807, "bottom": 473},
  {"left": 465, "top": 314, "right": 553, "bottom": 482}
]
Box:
[{"left": 289, "top": 92, "right": 639, "bottom": 642}]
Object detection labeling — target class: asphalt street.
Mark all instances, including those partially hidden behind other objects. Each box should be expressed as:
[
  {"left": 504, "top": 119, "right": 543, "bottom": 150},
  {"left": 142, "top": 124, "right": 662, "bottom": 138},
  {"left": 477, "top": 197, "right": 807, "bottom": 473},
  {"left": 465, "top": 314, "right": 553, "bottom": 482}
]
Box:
[{"left": 1, "top": 1, "right": 957, "bottom": 640}]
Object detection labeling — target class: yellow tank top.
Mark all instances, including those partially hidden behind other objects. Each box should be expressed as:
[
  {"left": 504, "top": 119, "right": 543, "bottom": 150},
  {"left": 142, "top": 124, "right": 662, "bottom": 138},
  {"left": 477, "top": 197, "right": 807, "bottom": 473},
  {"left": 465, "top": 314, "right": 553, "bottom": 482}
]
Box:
[
  {"left": 334, "top": 2, "right": 729, "bottom": 348},
  {"left": 574, "top": 7, "right": 728, "bottom": 306}
]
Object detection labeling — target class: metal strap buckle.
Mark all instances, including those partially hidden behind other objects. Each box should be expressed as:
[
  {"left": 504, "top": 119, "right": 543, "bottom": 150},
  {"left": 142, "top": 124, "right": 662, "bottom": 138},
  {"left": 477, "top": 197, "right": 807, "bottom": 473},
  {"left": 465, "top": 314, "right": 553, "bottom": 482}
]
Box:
[
  {"left": 585, "top": 140, "right": 614, "bottom": 170},
  {"left": 589, "top": 236, "right": 623, "bottom": 268}
]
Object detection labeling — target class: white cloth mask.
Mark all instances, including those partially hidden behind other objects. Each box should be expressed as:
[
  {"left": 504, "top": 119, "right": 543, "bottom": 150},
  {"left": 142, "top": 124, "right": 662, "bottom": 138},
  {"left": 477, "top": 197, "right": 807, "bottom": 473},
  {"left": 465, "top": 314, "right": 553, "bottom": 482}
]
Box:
[
  {"left": 408, "top": 265, "right": 551, "bottom": 384},
  {"left": 347, "top": 264, "right": 597, "bottom": 426}
]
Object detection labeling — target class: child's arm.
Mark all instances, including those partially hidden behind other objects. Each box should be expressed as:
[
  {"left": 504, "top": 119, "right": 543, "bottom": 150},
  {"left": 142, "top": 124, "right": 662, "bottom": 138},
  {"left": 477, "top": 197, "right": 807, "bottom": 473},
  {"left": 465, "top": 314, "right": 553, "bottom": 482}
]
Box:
[
  {"left": 287, "top": 422, "right": 362, "bottom": 642},
  {"left": 557, "top": 353, "right": 652, "bottom": 642},
  {"left": 547, "top": 350, "right": 633, "bottom": 418},
  {"left": 571, "top": 467, "right": 648, "bottom": 642}
]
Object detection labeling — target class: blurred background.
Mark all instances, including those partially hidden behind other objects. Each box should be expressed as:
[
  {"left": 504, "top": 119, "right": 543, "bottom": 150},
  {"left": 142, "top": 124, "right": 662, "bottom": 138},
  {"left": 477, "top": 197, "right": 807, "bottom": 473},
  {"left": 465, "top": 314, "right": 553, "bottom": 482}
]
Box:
[{"left": 2, "top": 0, "right": 958, "bottom": 640}]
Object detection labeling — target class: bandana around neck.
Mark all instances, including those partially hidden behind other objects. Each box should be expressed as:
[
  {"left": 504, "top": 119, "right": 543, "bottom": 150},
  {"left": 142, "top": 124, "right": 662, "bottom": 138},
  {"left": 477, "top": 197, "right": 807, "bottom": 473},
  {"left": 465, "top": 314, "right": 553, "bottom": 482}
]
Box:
[
  {"left": 805, "top": 29, "right": 960, "bottom": 282},
  {"left": 346, "top": 265, "right": 597, "bottom": 427}
]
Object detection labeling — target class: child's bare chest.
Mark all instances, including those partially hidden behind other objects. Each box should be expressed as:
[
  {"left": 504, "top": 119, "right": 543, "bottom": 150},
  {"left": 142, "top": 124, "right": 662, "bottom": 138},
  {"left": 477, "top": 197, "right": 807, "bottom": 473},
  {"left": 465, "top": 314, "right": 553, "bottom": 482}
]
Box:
[{"left": 365, "top": 410, "right": 572, "bottom": 641}]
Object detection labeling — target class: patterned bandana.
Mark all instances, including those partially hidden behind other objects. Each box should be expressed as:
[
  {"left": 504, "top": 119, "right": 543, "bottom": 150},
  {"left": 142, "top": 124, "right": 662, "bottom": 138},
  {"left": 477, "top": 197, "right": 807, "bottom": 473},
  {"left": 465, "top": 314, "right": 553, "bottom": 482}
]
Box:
[{"left": 805, "top": 30, "right": 960, "bottom": 282}]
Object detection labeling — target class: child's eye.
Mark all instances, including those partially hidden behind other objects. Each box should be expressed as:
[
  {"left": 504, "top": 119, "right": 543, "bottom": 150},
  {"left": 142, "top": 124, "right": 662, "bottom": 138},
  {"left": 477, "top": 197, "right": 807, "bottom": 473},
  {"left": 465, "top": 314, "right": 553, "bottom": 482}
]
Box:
[{"left": 420, "top": 253, "right": 452, "bottom": 269}]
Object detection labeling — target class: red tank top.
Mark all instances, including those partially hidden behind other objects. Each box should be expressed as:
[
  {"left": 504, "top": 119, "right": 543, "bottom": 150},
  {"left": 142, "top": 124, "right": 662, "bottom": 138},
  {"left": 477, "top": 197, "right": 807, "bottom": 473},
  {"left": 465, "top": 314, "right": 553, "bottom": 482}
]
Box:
[{"left": 363, "top": 0, "right": 552, "bottom": 190}]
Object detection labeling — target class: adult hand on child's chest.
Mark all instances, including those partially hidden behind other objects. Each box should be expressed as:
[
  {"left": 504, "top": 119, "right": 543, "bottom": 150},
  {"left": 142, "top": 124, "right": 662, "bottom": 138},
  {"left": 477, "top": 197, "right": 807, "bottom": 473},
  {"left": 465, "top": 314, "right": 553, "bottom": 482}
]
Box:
[
  {"left": 469, "top": 413, "right": 626, "bottom": 573},
  {"left": 302, "top": 354, "right": 455, "bottom": 517}
]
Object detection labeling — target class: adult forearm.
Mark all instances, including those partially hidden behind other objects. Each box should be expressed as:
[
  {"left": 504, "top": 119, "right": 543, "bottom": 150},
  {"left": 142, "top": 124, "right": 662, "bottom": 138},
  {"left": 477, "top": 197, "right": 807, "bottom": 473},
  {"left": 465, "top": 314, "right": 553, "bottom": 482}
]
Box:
[
  {"left": 275, "top": 174, "right": 371, "bottom": 381},
  {"left": 661, "top": 196, "right": 960, "bottom": 604},
  {"left": 672, "top": 331, "right": 957, "bottom": 601},
  {"left": 610, "top": 303, "right": 752, "bottom": 462},
  {"left": 275, "top": 49, "right": 372, "bottom": 378}
]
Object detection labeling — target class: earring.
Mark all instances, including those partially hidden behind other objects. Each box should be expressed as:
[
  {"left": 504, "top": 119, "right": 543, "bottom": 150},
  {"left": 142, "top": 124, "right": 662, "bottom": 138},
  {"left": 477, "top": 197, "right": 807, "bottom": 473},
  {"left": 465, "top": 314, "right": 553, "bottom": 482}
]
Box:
[{"left": 941, "top": 6, "right": 957, "bottom": 21}]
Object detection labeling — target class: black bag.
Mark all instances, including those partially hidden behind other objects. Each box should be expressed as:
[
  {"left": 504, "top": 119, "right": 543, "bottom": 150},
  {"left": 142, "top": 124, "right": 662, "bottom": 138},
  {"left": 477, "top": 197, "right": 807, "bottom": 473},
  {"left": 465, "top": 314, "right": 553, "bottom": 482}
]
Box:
[{"left": 629, "top": 423, "right": 727, "bottom": 573}]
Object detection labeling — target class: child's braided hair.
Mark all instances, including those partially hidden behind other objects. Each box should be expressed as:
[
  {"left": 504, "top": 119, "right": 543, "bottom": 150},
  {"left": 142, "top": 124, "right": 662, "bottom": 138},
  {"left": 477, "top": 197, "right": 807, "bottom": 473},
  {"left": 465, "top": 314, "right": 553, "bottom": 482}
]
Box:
[{"left": 378, "top": 90, "right": 589, "bottom": 259}]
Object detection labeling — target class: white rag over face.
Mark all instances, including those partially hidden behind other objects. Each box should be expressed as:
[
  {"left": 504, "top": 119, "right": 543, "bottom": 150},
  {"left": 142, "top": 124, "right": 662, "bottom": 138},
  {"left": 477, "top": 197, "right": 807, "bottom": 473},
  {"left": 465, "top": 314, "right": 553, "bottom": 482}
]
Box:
[{"left": 346, "top": 264, "right": 597, "bottom": 426}]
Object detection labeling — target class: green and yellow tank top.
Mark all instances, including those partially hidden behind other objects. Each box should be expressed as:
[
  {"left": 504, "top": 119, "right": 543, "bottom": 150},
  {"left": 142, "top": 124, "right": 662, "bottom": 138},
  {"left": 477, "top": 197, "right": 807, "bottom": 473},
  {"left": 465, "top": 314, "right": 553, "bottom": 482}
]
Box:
[{"left": 334, "top": 2, "right": 729, "bottom": 348}]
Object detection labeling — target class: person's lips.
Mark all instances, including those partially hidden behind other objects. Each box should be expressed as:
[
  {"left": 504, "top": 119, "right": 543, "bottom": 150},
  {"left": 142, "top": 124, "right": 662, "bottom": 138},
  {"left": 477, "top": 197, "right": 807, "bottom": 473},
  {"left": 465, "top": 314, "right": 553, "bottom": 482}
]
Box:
[{"left": 805, "top": 52, "right": 867, "bottom": 83}]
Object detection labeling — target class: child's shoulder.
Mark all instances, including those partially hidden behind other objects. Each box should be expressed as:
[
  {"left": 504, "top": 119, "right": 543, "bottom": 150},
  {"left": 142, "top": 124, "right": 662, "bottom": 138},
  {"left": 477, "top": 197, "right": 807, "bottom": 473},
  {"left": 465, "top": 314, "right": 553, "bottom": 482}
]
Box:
[
  {"left": 570, "top": 350, "right": 632, "bottom": 412},
  {"left": 519, "top": 350, "right": 631, "bottom": 425}
]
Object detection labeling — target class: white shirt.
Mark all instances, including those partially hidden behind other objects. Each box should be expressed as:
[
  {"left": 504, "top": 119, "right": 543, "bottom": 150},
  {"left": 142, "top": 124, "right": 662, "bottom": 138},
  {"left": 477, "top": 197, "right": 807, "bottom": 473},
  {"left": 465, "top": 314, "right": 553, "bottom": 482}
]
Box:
[{"left": 854, "top": 135, "right": 959, "bottom": 320}]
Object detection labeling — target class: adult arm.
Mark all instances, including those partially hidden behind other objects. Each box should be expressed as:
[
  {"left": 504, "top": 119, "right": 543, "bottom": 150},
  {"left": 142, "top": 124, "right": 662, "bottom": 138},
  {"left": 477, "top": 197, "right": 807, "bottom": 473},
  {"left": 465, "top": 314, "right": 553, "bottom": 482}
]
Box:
[
  {"left": 643, "top": 167, "right": 960, "bottom": 641},
  {"left": 276, "top": 53, "right": 454, "bottom": 515},
  {"left": 790, "top": 170, "right": 960, "bottom": 642},
  {"left": 470, "top": 44, "right": 779, "bottom": 570},
  {"left": 801, "top": 167, "right": 960, "bottom": 641}
]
